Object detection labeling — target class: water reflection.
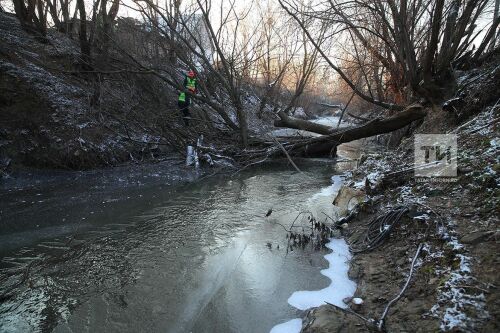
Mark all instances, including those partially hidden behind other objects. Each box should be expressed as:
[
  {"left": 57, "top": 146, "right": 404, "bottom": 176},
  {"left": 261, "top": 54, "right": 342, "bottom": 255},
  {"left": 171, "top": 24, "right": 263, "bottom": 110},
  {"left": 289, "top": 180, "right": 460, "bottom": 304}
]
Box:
[{"left": 0, "top": 156, "right": 362, "bottom": 333}]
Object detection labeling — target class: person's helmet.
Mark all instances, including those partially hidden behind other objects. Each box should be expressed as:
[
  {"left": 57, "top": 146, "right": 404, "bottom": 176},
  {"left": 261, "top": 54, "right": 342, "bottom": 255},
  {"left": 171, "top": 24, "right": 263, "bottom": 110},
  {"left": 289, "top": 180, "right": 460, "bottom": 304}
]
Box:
[{"left": 188, "top": 70, "right": 196, "bottom": 78}]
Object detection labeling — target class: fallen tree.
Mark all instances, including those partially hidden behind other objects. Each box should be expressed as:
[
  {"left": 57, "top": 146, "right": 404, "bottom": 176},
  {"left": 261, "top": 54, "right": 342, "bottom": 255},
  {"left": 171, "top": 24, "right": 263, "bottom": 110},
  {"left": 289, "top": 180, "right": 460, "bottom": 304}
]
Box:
[
  {"left": 197, "top": 104, "right": 427, "bottom": 168},
  {"left": 271, "top": 104, "right": 426, "bottom": 157},
  {"left": 274, "top": 110, "right": 336, "bottom": 135}
]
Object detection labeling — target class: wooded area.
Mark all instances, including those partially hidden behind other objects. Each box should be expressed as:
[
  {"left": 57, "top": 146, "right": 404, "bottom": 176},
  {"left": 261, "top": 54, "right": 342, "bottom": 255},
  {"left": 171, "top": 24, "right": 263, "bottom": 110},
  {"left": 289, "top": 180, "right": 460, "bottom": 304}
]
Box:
[
  {"left": 1, "top": 2, "right": 499, "bottom": 332},
  {"left": 2, "top": 0, "right": 499, "bottom": 163}
]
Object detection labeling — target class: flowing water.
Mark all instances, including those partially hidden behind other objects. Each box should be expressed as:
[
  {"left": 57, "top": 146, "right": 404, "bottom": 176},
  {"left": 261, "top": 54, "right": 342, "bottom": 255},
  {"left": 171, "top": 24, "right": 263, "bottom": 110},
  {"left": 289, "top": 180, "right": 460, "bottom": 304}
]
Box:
[{"left": 0, "top": 146, "right": 363, "bottom": 333}]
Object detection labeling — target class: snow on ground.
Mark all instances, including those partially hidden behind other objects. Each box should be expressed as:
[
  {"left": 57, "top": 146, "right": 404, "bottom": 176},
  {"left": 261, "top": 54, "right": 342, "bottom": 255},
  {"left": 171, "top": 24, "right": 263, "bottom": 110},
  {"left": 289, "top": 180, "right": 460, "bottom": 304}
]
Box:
[
  {"left": 0, "top": 61, "right": 87, "bottom": 118},
  {"left": 429, "top": 224, "right": 489, "bottom": 331},
  {"left": 291, "top": 107, "right": 307, "bottom": 119},
  {"left": 307, "top": 175, "right": 346, "bottom": 220},
  {"left": 310, "top": 175, "right": 344, "bottom": 201},
  {"left": 270, "top": 128, "right": 307, "bottom": 137}
]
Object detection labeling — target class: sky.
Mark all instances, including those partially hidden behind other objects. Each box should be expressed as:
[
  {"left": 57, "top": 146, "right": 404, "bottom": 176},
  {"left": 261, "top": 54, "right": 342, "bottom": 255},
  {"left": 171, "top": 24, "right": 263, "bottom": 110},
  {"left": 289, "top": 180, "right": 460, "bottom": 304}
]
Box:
[{"left": 1, "top": 0, "right": 496, "bottom": 59}]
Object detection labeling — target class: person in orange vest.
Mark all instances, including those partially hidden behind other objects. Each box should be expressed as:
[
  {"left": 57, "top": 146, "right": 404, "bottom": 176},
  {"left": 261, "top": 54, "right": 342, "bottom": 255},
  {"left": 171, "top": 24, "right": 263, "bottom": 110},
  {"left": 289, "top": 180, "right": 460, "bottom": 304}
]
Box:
[{"left": 178, "top": 70, "right": 197, "bottom": 126}]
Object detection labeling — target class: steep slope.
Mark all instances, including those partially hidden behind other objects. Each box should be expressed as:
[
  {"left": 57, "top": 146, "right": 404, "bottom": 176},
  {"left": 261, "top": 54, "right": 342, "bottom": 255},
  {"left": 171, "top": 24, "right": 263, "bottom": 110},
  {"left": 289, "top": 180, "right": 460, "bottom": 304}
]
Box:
[{"left": 0, "top": 12, "right": 174, "bottom": 172}]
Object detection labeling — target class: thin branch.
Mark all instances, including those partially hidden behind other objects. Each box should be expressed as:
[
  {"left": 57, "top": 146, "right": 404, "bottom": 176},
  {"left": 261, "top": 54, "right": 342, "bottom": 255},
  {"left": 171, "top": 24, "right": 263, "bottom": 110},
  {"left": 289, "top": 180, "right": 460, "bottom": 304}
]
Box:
[{"left": 377, "top": 243, "right": 423, "bottom": 331}]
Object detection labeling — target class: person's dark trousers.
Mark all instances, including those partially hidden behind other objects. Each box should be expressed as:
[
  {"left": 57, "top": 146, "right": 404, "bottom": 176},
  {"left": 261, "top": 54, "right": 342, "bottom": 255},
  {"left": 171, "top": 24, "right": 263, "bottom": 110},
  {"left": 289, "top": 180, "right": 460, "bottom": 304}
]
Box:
[{"left": 178, "top": 100, "right": 190, "bottom": 126}]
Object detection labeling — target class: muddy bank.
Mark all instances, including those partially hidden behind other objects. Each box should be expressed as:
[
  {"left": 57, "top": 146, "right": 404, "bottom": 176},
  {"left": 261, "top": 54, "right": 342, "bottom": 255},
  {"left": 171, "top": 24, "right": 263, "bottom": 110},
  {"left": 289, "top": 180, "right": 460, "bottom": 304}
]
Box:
[{"left": 301, "top": 104, "right": 498, "bottom": 332}]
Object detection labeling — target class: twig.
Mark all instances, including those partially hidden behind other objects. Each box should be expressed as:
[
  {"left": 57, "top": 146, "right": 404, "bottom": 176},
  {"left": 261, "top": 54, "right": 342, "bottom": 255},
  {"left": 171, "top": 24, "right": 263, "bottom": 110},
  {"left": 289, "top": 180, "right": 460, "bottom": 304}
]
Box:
[
  {"left": 316, "top": 102, "right": 343, "bottom": 109},
  {"left": 337, "top": 90, "right": 355, "bottom": 128},
  {"left": 382, "top": 155, "right": 459, "bottom": 178},
  {"left": 457, "top": 66, "right": 500, "bottom": 94},
  {"left": 269, "top": 136, "right": 302, "bottom": 173},
  {"left": 289, "top": 211, "right": 313, "bottom": 231},
  {"left": 324, "top": 301, "right": 373, "bottom": 325},
  {"left": 321, "top": 212, "right": 337, "bottom": 223},
  {"left": 377, "top": 243, "right": 423, "bottom": 331},
  {"left": 272, "top": 221, "right": 292, "bottom": 232},
  {"left": 346, "top": 111, "right": 372, "bottom": 122},
  {"left": 448, "top": 99, "right": 499, "bottom": 134},
  {"left": 231, "top": 156, "right": 269, "bottom": 175}
]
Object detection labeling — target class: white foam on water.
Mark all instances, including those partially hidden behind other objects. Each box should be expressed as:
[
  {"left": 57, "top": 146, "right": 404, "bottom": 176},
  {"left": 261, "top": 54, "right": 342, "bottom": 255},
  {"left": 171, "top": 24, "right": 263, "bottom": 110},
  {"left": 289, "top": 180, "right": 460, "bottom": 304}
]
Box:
[
  {"left": 309, "top": 176, "right": 343, "bottom": 201},
  {"left": 269, "top": 318, "right": 302, "bottom": 333},
  {"left": 269, "top": 239, "right": 356, "bottom": 332},
  {"left": 307, "top": 175, "right": 344, "bottom": 219},
  {"left": 270, "top": 178, "right": 356, "bottom": 333},
  {"left": 288, "top": 238, "right": 356, "bottom": 310}
]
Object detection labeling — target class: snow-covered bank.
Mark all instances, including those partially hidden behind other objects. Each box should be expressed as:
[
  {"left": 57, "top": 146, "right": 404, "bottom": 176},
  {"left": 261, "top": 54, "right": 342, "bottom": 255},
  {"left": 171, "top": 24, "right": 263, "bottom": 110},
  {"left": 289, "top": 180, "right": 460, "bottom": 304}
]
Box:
[
  {"left": 270, "top": 318, "right": 302, "bottom": 333},
  {"left": 430, "top": 225, "right": 489, "bottom": 331},
  {"left": 307, "top": 175, "right": 344, "bottom": 218}
]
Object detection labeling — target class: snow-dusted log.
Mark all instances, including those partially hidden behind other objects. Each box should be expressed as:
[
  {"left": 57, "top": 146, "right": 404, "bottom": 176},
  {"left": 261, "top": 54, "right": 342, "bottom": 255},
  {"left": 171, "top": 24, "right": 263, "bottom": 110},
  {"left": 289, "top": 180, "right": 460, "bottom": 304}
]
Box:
[
  {"left": 276, "top": 104, "right": 426, "bottom": 157},
  {"left": 274, "top": 110, "right": 336, "bottom": 135},
  {"left": 316, "top": 102, "right": 343, "bottom": 109}
]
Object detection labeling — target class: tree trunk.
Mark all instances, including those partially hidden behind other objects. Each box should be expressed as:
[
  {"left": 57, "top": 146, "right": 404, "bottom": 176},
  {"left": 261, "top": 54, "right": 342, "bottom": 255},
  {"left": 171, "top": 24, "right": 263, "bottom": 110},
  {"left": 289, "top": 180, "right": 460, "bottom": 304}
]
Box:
[
  {"left": 235, "top": 104, "right": 249, "bottom": 147},
  {"left": 76, "top": 0, "right": 91, "bottom": 68},
  {"left": 423, "top": 0, "right": 445, "bottom": 83},
  {"left": 489, "top": 0, "right": 500, "bottom": 51},
  {"left": 46, "top": 0, "right": 62, "bottom": 31},
  {"left": 274, "top": 111, "right": 335, "bottom": 135},
  {"left": 35, "top": 0, "right": 46, "bottom": 35},
  {"left": 276, "top": 105, "right": 426, "bottom": 157},
  {"left": 472, "top": 17, "right": 500, "bottom": 63},
  {"left": 13, "top": 0, "right": 28, "bottom": 23}
]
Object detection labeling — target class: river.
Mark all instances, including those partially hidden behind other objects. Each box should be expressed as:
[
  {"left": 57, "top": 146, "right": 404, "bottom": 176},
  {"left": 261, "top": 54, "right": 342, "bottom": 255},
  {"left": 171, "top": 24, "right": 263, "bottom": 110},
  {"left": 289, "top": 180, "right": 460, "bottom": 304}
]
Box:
[{"left": 0, "top": 144, "right": 364, "bottom": 333}]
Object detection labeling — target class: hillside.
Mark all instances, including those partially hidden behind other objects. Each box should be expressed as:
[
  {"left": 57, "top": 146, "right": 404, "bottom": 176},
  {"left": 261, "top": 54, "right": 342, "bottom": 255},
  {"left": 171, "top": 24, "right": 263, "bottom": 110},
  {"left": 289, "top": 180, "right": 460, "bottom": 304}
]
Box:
[{"left": 0, "top": 12, "right": 180, "bottom": 171}]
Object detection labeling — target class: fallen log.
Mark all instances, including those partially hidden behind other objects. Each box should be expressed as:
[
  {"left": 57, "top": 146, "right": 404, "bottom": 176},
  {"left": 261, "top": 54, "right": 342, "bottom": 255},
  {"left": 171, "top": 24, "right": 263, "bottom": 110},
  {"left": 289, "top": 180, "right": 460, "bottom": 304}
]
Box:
[
  {"left": 212, "top": 104, "right": 426, "bottom": 168},
  {"left": 274, "top": 110, "right": 335, "bottom": 135},
  {"left": 316, "top": 102, "right": 343, "bottom": 109},
  {"left": 275, "top": 104, "right": 426, "bottom": 157}
]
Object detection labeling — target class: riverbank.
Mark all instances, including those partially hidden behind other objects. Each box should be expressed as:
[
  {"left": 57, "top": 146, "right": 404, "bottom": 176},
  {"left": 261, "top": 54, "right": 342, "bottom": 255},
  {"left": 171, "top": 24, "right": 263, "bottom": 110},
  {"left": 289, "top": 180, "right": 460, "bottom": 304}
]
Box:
[{"left": 302, "top": 104, "right": 498, "bottom": 331}]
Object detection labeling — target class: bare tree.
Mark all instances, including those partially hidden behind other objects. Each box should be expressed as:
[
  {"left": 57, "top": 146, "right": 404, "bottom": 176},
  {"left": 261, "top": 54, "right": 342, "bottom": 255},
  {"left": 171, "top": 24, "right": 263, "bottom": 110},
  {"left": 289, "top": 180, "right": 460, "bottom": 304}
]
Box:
[
  {"left": 12, "top": 0, "right": 47, "bottom": 35},
  {"left": 131, "top": 0, "right": 268, "bottom": 146},
  {"left": 75, "top": 0, "right": 91, "bottom": 67},
  {"left": 280, "top": 0, "right": 497, "bottom": 109},
  {"left": 252, "top": 1, "right": 298, "bottom": 118}
]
